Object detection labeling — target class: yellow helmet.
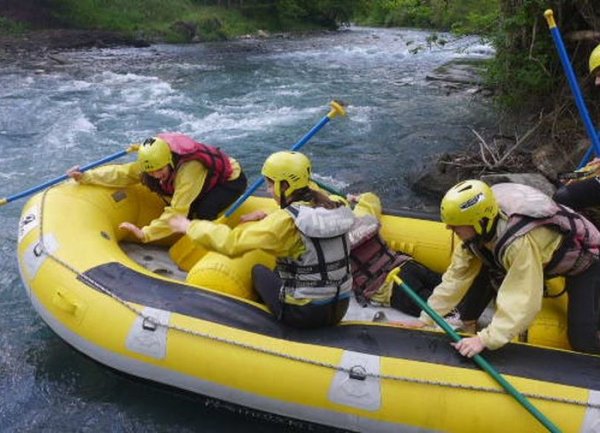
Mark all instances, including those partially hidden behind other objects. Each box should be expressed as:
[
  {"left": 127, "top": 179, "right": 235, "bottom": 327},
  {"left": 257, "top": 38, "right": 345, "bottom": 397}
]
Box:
[
  {"left": 440, "top": 180, "right": 499, "bottom": 236},
  {"left": 589, "top": 44, "right": 600, "bottom": 75},
  {"left": 138, "top": 137, "right": 172, "bottom": 172},
  {"left": 261, "top": 151, "right": 311, "bottom": 198}
]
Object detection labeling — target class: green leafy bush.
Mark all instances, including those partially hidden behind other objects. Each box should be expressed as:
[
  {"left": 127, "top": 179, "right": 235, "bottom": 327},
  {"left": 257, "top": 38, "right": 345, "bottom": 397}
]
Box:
[
  {"left": 356, "top": 0, "right": 498, "bottom": 34},
  {"left": 50, "top": 0, "right": 367, "bottom": 39},
  {"left": 0, "top": 17, "right": 29, "bottom": 34}
]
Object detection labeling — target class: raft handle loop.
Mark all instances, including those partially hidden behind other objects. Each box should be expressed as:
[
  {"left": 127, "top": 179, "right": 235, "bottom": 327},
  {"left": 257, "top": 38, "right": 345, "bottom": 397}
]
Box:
[
  {"left": 142, "top": 317, "right": 157, "bottom": 331},
  {"left": 349, "top": 365, "right": 367, "bottom": 381},
  {"left": 53, "top": 290, "right": 79, "bottom": 314},
  {"left": 33, "top": 242, "right": 43, "bottom": 257}
]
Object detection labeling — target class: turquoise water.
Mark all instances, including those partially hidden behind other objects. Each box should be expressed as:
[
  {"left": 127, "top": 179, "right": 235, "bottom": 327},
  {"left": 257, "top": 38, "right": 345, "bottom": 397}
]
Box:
[{"left": 0, "top": 27, "right": 495, "bottom": 432}]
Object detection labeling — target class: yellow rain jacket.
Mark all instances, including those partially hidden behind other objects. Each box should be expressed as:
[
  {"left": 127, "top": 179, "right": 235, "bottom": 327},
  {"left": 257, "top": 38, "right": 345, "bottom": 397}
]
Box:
[
  {"left": 185, "top": 192, "right": 378, "bottom": 304},
  {"left": 418, "top": 224, "right": 563, "bottom": 350},
  {"left": 186, "top": 206, "right": 304, "bottom": 259},
  {"left": 352, "top": 192, "right": 383, "bottom": 220},
  {"left": 77, "top": 158, "right": 241, "bottom": 242},
  {"left": 183, "top": 190, "right": 378, "bottom": 260}
]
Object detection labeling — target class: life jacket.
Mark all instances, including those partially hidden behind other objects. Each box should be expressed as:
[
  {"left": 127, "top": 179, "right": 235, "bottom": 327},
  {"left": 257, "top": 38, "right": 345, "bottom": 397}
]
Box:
[
  {"left": 348, "top": 215, "right": 412, "bottom": 305},
  {"left": 468, "top": 183, "right": 600, "bottom": 277},
  {"left": 142, "top": 132, "right": 233, "bottom": 197},
  {"left": 276, "top": 204, "right": 355, "bottom": 304}
]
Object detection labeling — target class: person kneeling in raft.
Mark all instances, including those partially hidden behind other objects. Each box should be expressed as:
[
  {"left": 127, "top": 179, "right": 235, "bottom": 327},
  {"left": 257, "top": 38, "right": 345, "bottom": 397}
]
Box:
[{"left": 170, "top": 150, "right": 355, "bottom": 329}]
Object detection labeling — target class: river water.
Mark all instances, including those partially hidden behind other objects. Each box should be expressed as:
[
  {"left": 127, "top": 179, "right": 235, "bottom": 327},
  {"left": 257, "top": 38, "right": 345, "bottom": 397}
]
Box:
[{"left": 0, "top": 27, "right": 495, "bottom": 432}]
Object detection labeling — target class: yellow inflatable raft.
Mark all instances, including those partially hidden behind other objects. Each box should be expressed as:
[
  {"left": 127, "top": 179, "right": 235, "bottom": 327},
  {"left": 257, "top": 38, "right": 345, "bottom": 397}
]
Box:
[{"left": 17, "top": 182, "right": 600, "bottom": 433}]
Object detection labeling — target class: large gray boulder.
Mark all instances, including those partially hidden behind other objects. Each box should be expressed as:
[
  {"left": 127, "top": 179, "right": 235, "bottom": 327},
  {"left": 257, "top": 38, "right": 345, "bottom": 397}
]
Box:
[{"left": 480, "top": 173, "right": 556, "bottom": 197}]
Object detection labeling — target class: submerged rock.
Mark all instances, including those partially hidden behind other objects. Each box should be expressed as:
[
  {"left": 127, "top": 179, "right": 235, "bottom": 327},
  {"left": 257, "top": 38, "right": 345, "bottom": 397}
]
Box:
[
  {"left": 426, "top": 58, "right": 491, "bottom": 95},
  {"left": 427, "top": 59, "right": 486, "bottom": 85}
]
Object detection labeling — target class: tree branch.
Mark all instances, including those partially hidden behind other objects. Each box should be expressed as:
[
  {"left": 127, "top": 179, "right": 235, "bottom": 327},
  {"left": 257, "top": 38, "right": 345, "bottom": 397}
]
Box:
[
  {"left": 470, "top": 128, "right": 497, "bottom": 168},
  {"left": 564, "top": 30, "right": 600, "bottom": 42},
  {"left": 495, "top": 117, "right": 544, "bottom": 167}
]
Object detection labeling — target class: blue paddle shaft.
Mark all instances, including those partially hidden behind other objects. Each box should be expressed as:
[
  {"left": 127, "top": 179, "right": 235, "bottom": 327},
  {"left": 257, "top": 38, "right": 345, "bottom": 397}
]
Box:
[
  {"left": 2, "top": 148, "right": 131, "bottom": 205},
  {"left": 224, "top": 114, "right": 333, "bottom": 218},
  {"left": 547, "top": 17, "right": 600, "bottom": 166}
]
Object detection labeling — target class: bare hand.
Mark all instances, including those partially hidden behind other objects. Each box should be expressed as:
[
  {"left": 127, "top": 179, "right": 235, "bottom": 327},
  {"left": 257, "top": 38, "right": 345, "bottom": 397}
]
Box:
[
  {"left": 169, "top": 214, "right": 191, "bottom": 233},
  {"left": 451, "top": 335, "right": 486, "bottom": 358},
  {"left": 239, "top": 210, "right": 268, "bottom": 223},
  {"left": 346, "top": 193, "right": 360, "bottom": 204},
  {"left": 119, "top": 222, "right": 145, "bottom": 241},
  {"left": 66, "top": 165, "right": 83, "bottom": 181}
]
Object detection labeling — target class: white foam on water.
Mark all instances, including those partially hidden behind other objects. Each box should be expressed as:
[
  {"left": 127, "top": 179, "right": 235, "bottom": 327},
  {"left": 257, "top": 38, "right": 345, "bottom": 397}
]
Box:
[
  {"left": 253, "top": 30, "right": 493, "bottom": 90},
  {"left": 55, "top": 79, "right": 94, "bottom": 92},
  {"left": 0, "top": 170, "right": 25, "bottom": 180},
  {"left": 45, "top": 107, "right": 97, "bottom": 151},
  {"left": 0, "top": 74, "right": 36, "bottom": 98},
  {"left": 461, "top": 42, "right": 496, "bottom": 57},
  {"left": 179, "top": 104, "right": 320, "bottom": 140},
  {"left": 91, "top": 71, "right": 181, "bottom": 100},
  {"left": 157, "top": 62, "right": 221, "bottom": 73},
  {"left": 75, "top": 71, "right": 194, "bottom": 128},
  {"left": 261, "top": 43, "right": 411, "bottom": 68}
]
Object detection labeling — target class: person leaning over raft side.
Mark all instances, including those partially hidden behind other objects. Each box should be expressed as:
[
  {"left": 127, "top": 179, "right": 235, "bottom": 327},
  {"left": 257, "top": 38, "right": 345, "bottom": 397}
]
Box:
[
  {"left": 67, "top": 133, "right": 247, "bottom": 243},
  {"left": 346, "top": 192, "right": 441, "bottom": 318},
  {"left": 398, "top": 179, "right": 600, "bottom": 357},
  {"left": 553, "top": 44, "right": 600, "bottom": 209},
  {"left": 169, "top": 151, "right": 355, "bottom": 329}
]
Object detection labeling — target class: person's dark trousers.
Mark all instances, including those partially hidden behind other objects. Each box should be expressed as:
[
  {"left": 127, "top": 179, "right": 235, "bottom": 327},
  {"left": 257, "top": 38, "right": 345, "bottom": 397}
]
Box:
[
  {"left": 189, "top": 172, "right": 247, "bottom": 220},
  {"left": 553, "top": 177, "right": 600, "bottom": 209},
  {"left": 252, "top": 264, "right": 349, "bottom": 329},
  {"left": 390, "top": 260, "right": 441, "bottom": 316},
  {"left": 453, "top": 268, "right": 498, "bottom": 322},
  {"left": 566, "top": 260, "right": 600, "bottom": 353}
]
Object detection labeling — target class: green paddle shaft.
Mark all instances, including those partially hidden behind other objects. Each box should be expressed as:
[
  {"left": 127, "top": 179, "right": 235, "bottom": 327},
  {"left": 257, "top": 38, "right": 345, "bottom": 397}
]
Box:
[
  {"left": 386, "top": 268, "right": 562, "bottom": 433},
  {"left": 312, "top": 179, "right": 345, "bottom": 197}
]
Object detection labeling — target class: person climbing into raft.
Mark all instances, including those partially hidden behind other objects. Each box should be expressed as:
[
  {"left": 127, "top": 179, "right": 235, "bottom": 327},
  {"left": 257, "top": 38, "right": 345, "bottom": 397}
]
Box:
[
  {"left": 398, "top": 179, "right": 600, "bottom": 357},
  {"left": 169, "top": 150, "right": 354, "bottom": 329},
  {"left": 67, "top": 133, "right": 246, "bottom": 243}
]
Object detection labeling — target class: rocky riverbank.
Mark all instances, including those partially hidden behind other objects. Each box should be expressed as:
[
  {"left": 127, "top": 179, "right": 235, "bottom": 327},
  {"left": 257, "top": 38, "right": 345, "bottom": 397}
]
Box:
[{"left": 0, "top": 29, "right": 149, "bottom": 65}]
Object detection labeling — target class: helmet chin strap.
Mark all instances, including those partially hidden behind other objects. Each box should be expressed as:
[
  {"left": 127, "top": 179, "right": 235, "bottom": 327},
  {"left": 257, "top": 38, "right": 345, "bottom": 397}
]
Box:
[
  {"left": 479, "top": 215, "right": 499, "bottom": 243},
  {"left": 279, "top": 184, "right": 288, "bottom": 209}
]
